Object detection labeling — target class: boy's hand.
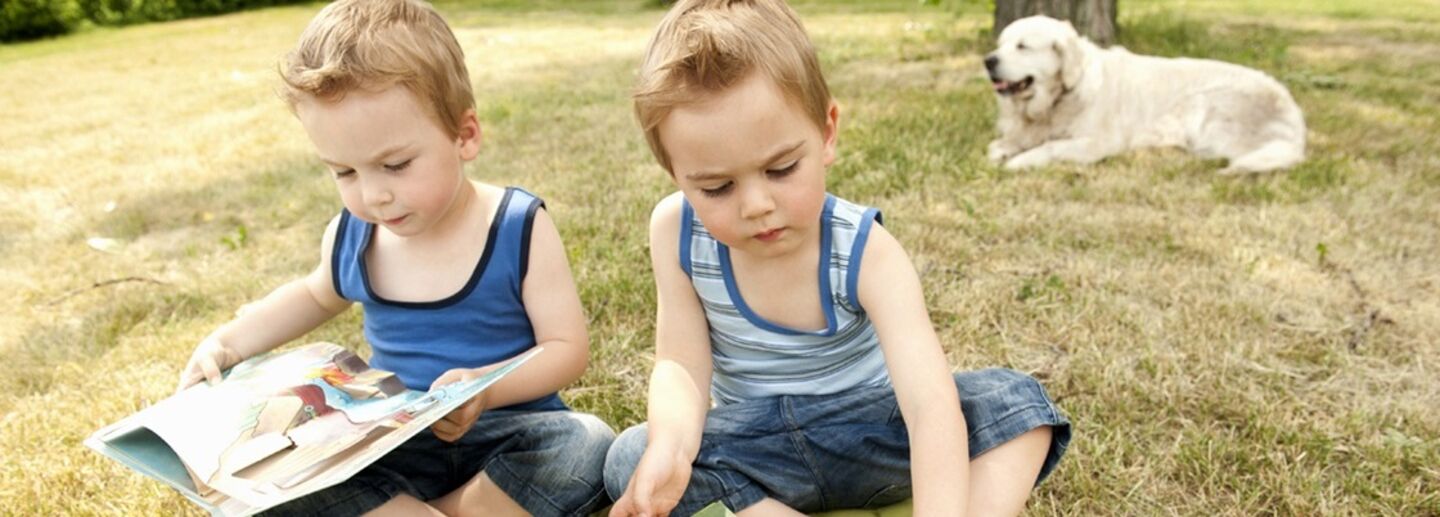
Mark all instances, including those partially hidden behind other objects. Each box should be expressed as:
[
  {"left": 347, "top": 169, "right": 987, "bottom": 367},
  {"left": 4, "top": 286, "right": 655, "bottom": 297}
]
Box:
[
  {"left": 176, "top": 337, "right": 241, "bottom": 393},
  {"left": 429, "top": 368, "right": 491, "bottom": 443},
  {"left": 611, "top": 444, "right": 691, "bottom": 517}
]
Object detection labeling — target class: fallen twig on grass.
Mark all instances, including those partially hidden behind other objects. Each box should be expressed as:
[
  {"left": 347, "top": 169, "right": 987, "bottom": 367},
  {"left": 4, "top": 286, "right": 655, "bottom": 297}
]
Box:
[
  {"left": 46, "top": 276, "right": 170, "bottom": 306},
  {"left": 1317, "top": 255, "right": 1395, "bottom": 351}
]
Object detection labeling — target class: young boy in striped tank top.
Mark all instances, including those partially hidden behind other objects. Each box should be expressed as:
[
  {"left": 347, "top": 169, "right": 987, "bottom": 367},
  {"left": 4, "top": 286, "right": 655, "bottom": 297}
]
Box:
[
  {"left": 604, "top": 1, "right": 1071, "bottom": 515},
  {"left": 174, "top": 1, "right": 614, "bottom": 515}
]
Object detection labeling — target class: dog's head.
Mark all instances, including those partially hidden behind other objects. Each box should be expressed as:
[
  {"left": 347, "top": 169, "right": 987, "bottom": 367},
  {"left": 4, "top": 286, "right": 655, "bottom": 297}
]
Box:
[{"left": 984, "top": 15, "right": 1087, "bottom": 103}]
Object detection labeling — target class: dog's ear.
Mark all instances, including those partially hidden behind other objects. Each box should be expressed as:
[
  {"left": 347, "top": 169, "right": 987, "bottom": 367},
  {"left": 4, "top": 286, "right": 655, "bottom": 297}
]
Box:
[{"left": 1055, "top": 27, "right": 1086, "bottom": 90}]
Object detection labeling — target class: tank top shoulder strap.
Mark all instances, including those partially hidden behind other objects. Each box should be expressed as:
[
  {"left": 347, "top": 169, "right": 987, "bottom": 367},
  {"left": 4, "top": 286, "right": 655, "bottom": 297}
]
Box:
[
  {"left": 330, "top": 208, "right": 375, "bottom": 302},
  {"left": 491, "top": 187, "right": 545, "bottom": 294},
  {"left": 825, "top": 196, "right": 883, "bottom": 312},
  {"left": 678, "top": 197, "right": 725, "bottom": 280},
  {"left": 679, "top": 198, "right": 695, "bottom": 277}
]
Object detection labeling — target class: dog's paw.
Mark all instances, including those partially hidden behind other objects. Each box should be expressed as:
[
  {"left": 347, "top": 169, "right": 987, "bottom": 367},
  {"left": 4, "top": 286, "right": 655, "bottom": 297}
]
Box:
[
  {"left": 987, "top": 140, "right": 1014, "bottom": 163},
  {"left": 1003, "top": 152, "right": 1048, "bottom": 170}
]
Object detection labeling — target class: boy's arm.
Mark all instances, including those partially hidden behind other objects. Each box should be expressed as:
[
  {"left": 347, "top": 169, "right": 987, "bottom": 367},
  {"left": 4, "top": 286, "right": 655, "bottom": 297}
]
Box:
[
  {"left": 430, "top": 207, "right": 590, "bottom": 442},
  {"left": 178, "top": 215, "right": 353, "bottom": 390},
  {"left": 611, "top": 193, "right": 715, "bottom": 517},
  {"left": 857, "top": 224, "right": 968, "bottom": 515}
]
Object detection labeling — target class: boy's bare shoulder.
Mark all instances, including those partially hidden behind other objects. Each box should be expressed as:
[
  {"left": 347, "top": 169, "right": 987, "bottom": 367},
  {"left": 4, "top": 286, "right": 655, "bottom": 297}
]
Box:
[
  {"left": 470, "top": 180, "right": 507, "bottom": 204},
  {"left": 318, "top": 212, "right": 345, "bottom": 254},
  {"left": 648, "top": 192, "right": 687, "bottom": 257},
  {"left": 649, "top": 191, "right": 686, "bottom": 231}
]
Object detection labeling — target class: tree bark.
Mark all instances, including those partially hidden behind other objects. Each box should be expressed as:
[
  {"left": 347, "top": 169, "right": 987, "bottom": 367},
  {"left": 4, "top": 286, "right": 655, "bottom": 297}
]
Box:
[{"left": 995, "top": 0, "right": 1117, "bottom": 46}]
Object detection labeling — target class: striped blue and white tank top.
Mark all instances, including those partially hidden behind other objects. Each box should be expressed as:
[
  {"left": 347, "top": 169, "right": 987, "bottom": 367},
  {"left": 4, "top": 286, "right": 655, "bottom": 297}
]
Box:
[{"left": 681, "top": 194, "right": 892, "bottom": 406}]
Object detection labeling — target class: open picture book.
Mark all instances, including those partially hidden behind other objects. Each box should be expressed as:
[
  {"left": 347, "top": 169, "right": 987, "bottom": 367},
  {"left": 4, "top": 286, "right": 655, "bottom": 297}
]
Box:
[{"left": 86, "top": 342, "right": 539, "bottom": 516}]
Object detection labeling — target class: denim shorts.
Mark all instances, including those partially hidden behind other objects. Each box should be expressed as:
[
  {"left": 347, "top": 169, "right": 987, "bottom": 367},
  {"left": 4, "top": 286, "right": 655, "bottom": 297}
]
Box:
[
  {"left": 604, "top": 368, "right": 1071, "bottom": 516},
  {"left": 262, "top": 408, "right": 616, "bottom": 517}
]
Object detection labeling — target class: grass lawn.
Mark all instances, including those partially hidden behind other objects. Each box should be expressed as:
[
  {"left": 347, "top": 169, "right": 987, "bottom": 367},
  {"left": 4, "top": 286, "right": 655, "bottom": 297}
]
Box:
[{"left": 1, "top": 0, "right": 1437, "bottom": 514}]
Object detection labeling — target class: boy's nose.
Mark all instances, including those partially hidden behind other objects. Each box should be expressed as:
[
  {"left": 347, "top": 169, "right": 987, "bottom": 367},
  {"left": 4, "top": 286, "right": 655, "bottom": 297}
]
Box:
[
  {"left": 739, "top": 184, "right": 775, "bottom": 219},
  {"left": 361, "top": 178, "right": 393, "bottom": 206}
]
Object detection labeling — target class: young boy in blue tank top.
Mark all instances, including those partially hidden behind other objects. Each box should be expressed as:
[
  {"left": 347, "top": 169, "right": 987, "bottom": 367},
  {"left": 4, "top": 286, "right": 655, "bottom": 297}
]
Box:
[
  {"left": 174, "top": 1, "right": 614, "bottom": 515},
  {"left": 604, "top": 1, "right": 1071, "bottom": 515}
]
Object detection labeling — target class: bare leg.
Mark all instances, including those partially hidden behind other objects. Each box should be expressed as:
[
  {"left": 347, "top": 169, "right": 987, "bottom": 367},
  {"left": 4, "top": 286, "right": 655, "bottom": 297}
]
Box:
[
  {"left": 735, "top": 498, "right": 807, "bottom": 517},
  {"left": 966, "top": 427, "right": 1054, "bottom": 516},
  {"left": 431, "top": 471, "right": 530, "bottom": 517},
  {"left": 362, "top": 494, "right": 447, "bottom": 517}
]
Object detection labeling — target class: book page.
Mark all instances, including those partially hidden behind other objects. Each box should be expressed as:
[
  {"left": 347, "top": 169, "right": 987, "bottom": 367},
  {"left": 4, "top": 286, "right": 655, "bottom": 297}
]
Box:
[
  {"left": 219, "top": 347, "right": 543, "bottom": 507},
  {"left": 127, "top": 343, "right": 407, "bottom": 485},
  {"left": 88, "top": 343, "right": 542, "bottom": 516}
]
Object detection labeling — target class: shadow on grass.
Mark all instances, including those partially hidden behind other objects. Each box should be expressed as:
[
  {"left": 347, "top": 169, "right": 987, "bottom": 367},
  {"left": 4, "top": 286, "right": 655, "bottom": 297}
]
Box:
[
  {"left": 4, "top": 290, "right": 218, "bottom": 413},
  {"left": 1118, "top": 11, "right": 1292, "bottom": 69},
  {"left": 90, "top": 158, "right": 337, "bottom": 243},
  {"left": 1210, "top": 156, "right": 1350, "bottom": 205},
  {"left": 3, "top": 154, "right": 331, "bottom": 412}
]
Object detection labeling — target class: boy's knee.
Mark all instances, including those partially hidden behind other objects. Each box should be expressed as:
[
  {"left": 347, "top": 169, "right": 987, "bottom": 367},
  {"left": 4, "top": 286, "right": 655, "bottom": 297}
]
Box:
[
  {"left": 513, "top": 412, "right": 616, "bottom": 478},
  {"left": 602, "top": 425, "right": 649, "bottom": 500},
  {"left": 572, "top": 413, "right": 619, "bottom": 452},
  {"left": 545, "top": 413, "right": 616, "bottom": 475},
  {"left": 485, "top": 413, "right": 616, "bottom": 515}
]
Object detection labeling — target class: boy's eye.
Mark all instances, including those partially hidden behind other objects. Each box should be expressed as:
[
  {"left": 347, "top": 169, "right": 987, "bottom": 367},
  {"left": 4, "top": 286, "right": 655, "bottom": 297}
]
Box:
[
  {"left": 700, "top": 182, "right": 733, "bottom": 198},
  {"left": 332, "top": 169, "right": 355, "bottom": 178},
  {"left": 384, "top": 159, "right": 413, "bottom": 172},
  {"left": 767, "top": 161, "right": 799, "bottom": 178}
]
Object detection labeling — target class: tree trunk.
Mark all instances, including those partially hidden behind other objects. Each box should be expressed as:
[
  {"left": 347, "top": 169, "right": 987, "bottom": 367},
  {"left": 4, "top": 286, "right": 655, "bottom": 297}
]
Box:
[{"left": 995, "top": 0, "right": 1117, "bottom": 46}]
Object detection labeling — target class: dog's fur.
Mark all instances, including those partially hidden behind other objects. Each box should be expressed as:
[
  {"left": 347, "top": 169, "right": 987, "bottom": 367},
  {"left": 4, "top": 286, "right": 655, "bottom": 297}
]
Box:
[{"left": 984, "top": 16, "right": 1306, "bottom": 174}]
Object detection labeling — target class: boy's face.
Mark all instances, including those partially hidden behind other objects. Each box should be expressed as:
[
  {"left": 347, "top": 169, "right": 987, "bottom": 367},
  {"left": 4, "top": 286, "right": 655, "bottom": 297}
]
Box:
[
  {"left": 296, "top": 86, "right": 480, "bottom": 237},
  {"left": 659, "top": 72, "right": 838, "bottom": 260}
]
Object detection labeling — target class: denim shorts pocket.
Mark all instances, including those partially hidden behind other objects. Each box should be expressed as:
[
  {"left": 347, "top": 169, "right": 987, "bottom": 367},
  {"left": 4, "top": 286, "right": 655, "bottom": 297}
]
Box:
[{"left": 862, "top": 484, "right": 910, "bottom": 509}]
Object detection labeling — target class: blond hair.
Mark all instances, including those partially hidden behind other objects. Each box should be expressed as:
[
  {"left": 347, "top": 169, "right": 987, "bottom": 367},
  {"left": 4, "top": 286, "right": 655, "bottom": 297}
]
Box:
[
  {"left": 280, "top": 0, "right": 473, "bottom": 138},
  {"left": 635, "top": 0, "right": 831, "bottom": 173}
]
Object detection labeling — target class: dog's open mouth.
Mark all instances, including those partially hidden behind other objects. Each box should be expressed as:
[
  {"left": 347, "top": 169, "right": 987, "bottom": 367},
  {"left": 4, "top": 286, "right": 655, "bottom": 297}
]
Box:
[{"left": 992, "top": 76, "right": 1034, "bottom": 96}]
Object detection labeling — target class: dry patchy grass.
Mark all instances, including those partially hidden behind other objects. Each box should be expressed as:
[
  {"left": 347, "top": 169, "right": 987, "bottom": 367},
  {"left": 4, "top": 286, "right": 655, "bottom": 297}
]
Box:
[{"left": 0, "top": 0, "right": 1436, "bottom": 515}]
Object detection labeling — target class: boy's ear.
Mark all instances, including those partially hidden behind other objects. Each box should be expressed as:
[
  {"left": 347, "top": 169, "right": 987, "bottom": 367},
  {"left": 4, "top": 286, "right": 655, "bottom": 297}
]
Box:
[
  {"left": 457, "top": 109, "right": 482, "bottom": 160},
  {"left": 821, "top": 101, "right": 840, "bottom": 167}
]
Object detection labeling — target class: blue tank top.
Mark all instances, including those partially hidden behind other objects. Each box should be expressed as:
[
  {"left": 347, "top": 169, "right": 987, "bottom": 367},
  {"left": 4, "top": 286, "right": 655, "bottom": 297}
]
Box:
[
  {"left": 331, "top": 187, "right": 564, "bottom": 411},
  {"left": 681, "top": 194, "right": 892, "bottom": 405}
]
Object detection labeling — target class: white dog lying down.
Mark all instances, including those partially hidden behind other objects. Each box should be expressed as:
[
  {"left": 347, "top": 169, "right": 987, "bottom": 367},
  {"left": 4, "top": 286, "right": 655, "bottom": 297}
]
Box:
[{"left": 984, "top": 15, "right": 1306, "bottom": 174}]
